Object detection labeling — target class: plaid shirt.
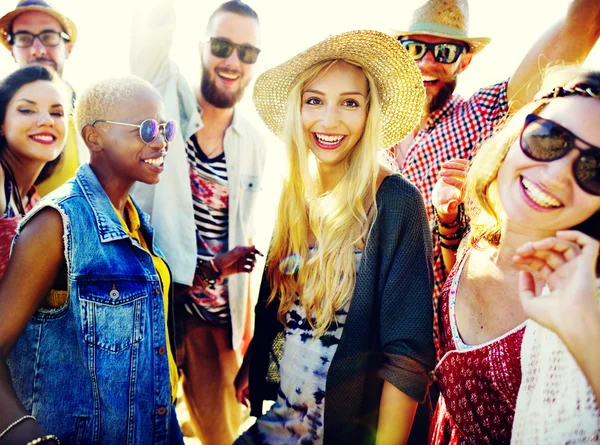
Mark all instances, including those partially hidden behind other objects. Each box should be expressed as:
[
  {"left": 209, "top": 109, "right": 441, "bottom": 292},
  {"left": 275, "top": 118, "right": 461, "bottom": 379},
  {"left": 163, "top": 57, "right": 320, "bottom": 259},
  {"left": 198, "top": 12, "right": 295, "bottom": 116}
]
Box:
[{"left": 398, "top": 80, "right": 509, "bottom": 359}]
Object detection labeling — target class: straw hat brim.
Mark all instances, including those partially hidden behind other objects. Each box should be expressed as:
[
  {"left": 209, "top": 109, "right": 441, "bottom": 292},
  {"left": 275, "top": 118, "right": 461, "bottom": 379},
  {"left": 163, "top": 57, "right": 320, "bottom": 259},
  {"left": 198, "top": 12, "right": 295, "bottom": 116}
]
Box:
[
  {"left": 391, "top": 29, "right": 490, "bottom": 54},
  {"left": 253, "top": 30, "right": 426, "bottom": 149},
  {"left": 0, "top": 6, "right": 77, "bottom": 50}
]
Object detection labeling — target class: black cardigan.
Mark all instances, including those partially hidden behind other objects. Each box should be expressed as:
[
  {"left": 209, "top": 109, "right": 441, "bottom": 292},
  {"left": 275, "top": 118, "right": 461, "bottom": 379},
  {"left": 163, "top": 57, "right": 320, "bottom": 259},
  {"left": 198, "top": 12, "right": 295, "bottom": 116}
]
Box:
[{"left": 248, "top": 175, "right": 435, "bottom": 444}]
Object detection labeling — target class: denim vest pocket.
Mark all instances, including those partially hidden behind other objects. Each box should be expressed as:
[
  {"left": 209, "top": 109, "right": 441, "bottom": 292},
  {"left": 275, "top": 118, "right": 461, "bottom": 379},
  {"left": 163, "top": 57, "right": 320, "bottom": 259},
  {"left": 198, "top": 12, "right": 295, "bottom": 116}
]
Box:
[{"left": 78, "top": 279, "right": 149, "bottom": 352}]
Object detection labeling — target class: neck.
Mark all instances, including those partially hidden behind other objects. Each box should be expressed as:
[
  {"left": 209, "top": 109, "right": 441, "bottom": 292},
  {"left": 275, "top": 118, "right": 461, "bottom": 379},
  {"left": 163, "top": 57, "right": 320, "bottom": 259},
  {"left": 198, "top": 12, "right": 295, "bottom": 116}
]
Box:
[
  {"left": 1, "top": 152, "right": 45, "bottom": 200},
  {"left": 492, "top": 220, "right": 556, "bottom": 270},
  {"left": 89, "top": 163, "right": 133, "bottom": 214},
  {"left": 196, "top": 88, "right": 235, "bottom": 131},
  {"left": 317, "top": 162, "right": 345, "bottom": 193}
]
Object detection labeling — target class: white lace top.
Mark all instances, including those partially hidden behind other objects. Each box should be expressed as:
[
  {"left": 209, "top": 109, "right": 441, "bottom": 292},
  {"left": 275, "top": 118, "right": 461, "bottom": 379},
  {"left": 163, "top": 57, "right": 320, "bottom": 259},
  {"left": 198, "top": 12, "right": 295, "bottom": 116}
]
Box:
[{"left": 511, "top": 282, "right": 600, "bottom": 444}]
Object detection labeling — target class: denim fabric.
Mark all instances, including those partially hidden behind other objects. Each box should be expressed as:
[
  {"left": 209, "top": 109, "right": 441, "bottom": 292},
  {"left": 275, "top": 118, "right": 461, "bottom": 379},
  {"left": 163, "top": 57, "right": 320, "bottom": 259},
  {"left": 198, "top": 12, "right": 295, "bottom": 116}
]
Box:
[{"left": 7, "top": 163, "right": 178, "bottom": 444}]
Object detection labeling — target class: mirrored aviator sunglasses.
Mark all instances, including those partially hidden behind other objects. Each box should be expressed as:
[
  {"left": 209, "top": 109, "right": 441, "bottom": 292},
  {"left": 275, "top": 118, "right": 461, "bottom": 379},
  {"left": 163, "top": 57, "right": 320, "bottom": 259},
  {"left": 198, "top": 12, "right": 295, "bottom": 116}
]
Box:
[
  {"left": 209, "top": 37, "right": 260, "bottom": 64},
  {"left": 520, "top": 114, "right": 600, "bottom": 196},
  {"left": 139, "top": 119, "right": 177, "bottom": 144}
]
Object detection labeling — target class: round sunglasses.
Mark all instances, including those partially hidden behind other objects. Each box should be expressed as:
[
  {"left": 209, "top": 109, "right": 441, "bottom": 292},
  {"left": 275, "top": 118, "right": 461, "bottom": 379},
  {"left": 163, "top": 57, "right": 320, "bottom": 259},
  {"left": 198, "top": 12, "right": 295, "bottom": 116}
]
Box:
[
  {"left": 400, "top": 39, "right": 468, "bottom": 64},
  {"left": 91, "top": 119, "right": 177, "bottom": 144},
  {"left": 208, "top": 37, "right": 261, "bottom": 64},
  {"left": 520, "top": 114, "right": 600, "bottom": 196}
]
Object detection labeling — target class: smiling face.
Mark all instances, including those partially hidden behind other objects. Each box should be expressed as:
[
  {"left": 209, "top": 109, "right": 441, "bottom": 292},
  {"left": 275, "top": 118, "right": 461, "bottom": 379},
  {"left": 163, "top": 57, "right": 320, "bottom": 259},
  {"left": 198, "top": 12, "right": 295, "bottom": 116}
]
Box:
[
  {"left": 96, "top": 88, "right": 168, "bottom": 186},
  {"left": 10, "top": 11, "right": 72, "bottom": 77},
  {"left": 301, "top": 61, "right": 369, "bottom": 172},
  {"left": 200, "top": 12, "right": 260, "bottom": 109},
  {"left": 2, "top": 79, "right": 66, "bottom": 166},
  {"left": 497, "top": 96, "right": 600, "bottom": 235}
]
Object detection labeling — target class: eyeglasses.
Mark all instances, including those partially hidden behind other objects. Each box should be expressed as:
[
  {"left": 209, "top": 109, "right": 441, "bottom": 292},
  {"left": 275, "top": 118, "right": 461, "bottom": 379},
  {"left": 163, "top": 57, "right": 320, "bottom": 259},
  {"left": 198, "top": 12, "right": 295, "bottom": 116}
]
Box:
[
  {"left": 520, "top": 114, "right": 600, "bottom": 196},
  {"left": 91, "top": 119, "right": 177, "bottom": 144},
  {"left": 399, "top": 39, "right": 468, "bottom": 64},
  {"left": 208, "top": 37, "right": 261, "bottom": 64},
  {"left": 9, "top": 30, "right": 70, "bottom": 48}
]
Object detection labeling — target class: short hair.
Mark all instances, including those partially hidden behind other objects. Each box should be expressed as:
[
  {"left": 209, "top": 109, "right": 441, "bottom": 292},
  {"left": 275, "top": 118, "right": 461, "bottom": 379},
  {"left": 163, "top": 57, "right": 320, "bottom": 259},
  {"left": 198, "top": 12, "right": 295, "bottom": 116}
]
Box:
[
  {"left": 74, "top": 75, "right": 158, "bottom": 132},
  {"left": 0, "top": 65, "right": 67, "bottom": 184},
  {"left": 206, "top": 1, "right": 259, "bottom": 33}
]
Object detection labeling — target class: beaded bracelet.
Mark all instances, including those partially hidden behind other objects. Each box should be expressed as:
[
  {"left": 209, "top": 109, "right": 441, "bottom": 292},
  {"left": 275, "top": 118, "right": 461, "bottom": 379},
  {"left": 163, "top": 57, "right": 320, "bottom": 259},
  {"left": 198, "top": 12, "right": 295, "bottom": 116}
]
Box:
[
  {"left": 434, "top": 203, "right": 464, "bottom": 229},
  {"left": 438, "top": 224, "right": 467, "bottom": 241},
  {"left": 439, "top": 240, "right": 460, "bottom": 251},
  {"left": 0, "top": 414, "right": 36, "bottom": 439},
  {"left": 196, "top": 259, "right": 223, "bottom": 289},
  {"left": 26, "top": 435, "right": 61, "bottom": 445}
]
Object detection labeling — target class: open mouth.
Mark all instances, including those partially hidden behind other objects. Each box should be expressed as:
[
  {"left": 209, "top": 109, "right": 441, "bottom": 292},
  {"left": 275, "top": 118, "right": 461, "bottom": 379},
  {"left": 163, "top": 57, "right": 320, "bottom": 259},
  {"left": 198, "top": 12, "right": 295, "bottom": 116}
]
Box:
[
  {"left": 521, "top": 176, "right": 562, "bottom": 209},
  {"left": 30, "top": 134, "right": 56, "bottom": 144},
  {"left": 143, "top": 155, "right": 166, "bottom": 168},
  {"left": 217, "top": 71, "right": 240, "bottom": 81},
  {"left": 313, "top": 133, "right": 346, "bottom": 150},
  {"left": 422, "top": 76, "right": 440, "bottom": 87}
]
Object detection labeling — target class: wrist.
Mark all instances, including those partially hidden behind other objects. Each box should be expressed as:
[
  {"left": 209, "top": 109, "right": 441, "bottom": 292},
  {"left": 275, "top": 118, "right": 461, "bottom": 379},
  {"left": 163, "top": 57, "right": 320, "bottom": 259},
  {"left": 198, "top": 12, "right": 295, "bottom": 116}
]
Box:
[{"left": 561, "top": 305, "right": 600, "bottom": 358}]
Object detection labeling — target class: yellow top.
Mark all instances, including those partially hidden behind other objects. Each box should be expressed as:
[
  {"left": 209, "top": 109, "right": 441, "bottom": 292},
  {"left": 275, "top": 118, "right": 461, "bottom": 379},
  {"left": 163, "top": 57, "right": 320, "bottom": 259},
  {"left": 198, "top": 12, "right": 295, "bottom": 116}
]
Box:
[
  {"left": 37, "top": 116, "right": 80, "bottom": 197},
  {"left": 113, "top": 198, "right": 178, "bottom": 402}
]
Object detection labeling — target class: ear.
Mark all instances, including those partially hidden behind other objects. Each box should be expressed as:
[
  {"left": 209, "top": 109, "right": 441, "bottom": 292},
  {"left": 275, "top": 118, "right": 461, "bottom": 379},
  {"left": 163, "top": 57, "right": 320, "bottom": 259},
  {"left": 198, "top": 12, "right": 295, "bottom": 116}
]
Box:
[
  {"left": 81, "top": 124, "right": 104, "bottom": 153},
  {"left": 65, "top": 41, "right": 74, "bottom": 58},
  {"left": 457, "top": 52, "right": 473, "bottom": 74}
]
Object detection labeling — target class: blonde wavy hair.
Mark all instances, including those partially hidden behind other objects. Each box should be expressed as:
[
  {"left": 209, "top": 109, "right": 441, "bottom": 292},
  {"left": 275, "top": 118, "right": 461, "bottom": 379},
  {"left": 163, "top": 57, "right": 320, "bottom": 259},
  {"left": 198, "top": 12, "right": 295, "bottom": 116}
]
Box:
[
  {"left": 467, "top": 66, "right": 600, "bottom": 249},
  {"left": 267, "top": 59, "right": 383, "bottom": 337}
]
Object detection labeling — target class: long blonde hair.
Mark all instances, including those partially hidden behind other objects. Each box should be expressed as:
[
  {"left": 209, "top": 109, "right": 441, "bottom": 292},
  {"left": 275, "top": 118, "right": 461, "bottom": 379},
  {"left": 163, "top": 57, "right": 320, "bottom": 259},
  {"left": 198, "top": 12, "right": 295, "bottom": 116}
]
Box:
[{"left": 267, "top": 59, "right": 383, "bottom": 337}]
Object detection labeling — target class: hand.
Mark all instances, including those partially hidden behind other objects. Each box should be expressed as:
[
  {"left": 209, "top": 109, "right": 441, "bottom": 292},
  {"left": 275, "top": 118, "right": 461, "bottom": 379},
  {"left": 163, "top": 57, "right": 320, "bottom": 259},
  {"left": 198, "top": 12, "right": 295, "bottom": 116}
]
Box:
[
  {"left": 235, "top": 354, "right": 251, "bottom": 407},
  {"left": 432, "top": 159, "right": 468, "bottom": 222},
  {"left": 214, "top": 245, "right": 263, "bottom": 278},
  {"left": 514, "top": 230, "right": 600, "bottom": 340}
]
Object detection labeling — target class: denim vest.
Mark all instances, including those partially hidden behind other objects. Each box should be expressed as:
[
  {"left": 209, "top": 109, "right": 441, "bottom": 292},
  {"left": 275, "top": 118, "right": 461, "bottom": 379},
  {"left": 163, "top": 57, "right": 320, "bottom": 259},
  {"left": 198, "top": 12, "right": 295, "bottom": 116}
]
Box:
[{"left": 7, "top": 163, "right": 176, "bottom": 444}]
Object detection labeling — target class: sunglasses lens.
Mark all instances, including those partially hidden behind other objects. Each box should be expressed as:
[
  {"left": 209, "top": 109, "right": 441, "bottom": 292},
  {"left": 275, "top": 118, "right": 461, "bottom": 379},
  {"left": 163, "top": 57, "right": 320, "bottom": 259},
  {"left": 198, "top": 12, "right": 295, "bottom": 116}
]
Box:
[
  {"left": 165, "top": 121, "right": 177, "bottom": 142},
  {"left": 140, "top": 119, "right": 158, "bottom": 144},
  {"left": 238, "top": 46, "right": 260, "bottom": 64},
  {"left": 210, "top": 38, "right": 233, "bottom": 58},
  {"left": 402, "top": 41, "right": 426, "bottom": 60},
  {"left": 434, "top": 43, "right": 461, "bottom": 63},
  {"left": 574, "top": 154, "right": 600, "bottom": 195},
  {"left": 521, "top": 117, "right": 569, "bottom": 161}
]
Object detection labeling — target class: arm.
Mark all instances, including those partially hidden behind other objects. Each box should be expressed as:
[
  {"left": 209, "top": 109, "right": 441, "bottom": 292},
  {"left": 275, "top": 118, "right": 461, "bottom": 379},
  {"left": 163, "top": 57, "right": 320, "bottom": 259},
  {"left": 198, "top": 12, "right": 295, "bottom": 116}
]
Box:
[
  {"left": 507, "top": 0, "right": 600, "bottom": 110},
  {"left": 0, "top": 209, "right": 65, "bottom": 443},
  {"left": 375, "top": 381, "right": 418, "bottom": 445},
  {"left": 130, "top": 0, "right": 178, "bottom": 88}
]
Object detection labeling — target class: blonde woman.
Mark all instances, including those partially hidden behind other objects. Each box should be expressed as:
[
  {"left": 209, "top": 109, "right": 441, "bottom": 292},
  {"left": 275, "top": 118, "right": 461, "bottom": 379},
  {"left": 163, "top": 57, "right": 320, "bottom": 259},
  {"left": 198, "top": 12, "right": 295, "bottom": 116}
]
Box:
[
  {"left": 430, "top": 69, "right": 600, "bottom": 444},
  {"left": 234, "top": 31, "right": 435, "bottom": 445}
]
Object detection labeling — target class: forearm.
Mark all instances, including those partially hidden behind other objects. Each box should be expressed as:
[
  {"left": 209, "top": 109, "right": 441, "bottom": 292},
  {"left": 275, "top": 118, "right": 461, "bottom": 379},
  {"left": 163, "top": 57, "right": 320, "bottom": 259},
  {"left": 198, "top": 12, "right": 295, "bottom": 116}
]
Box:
[{"left": 376, "top": 381, "right": 418, "bottom": 445}]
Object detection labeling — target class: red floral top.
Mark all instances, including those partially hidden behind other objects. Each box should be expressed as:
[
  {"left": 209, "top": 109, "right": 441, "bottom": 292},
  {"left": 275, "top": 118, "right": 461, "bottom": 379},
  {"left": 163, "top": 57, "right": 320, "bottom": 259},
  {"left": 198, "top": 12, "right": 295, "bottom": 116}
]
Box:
[{"left": 430, "top": 250, "right": 526, "bottom": 445}]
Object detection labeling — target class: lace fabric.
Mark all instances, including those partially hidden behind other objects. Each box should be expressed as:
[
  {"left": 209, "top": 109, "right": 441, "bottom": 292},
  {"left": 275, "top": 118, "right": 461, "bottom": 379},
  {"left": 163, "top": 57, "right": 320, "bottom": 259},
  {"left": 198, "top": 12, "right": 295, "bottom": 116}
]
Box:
[{"left": 511, "top": 282, "right": 600, "bottom": 444}]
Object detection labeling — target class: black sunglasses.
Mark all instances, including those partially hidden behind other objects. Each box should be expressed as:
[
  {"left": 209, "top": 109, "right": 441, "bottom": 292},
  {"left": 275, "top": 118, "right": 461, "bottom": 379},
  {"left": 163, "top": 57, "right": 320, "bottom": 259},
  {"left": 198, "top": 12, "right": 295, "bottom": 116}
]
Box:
[
  {"left": 9, "top": 30, "right": 70, "bottom": 48},
  {"left": 208, "top": 37, "right": 260, "bottom": 64},
  {"left": 520, "top": 114, "right": 600, "bottom": 196},
  {"left": 399, "top": 39, "right": 468, "bottom": 64},
  {"left": 91, "top": 119, "right": 177, "bottom": 144}
]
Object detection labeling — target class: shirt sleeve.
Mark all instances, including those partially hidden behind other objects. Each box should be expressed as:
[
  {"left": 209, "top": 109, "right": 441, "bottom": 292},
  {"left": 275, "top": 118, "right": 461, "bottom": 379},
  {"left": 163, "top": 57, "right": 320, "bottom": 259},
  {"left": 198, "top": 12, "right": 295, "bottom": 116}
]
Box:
[{"left": 376, "top": 178, "right": 436, "bottom": 403}]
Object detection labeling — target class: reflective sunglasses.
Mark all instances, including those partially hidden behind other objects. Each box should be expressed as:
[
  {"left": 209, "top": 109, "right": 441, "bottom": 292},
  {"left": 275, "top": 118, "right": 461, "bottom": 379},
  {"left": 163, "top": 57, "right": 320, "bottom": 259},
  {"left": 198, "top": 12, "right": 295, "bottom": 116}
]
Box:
[
  {"left": 400, "top": 39, "right": 468, "bottom": 64},
  {"left": 208, "top": 37, "right": 261, "bottom": 64},
  {"left": 520, "top": 114, "right": 600, "bottom": 196},
  {"left": 92, "top": 119, "right": 177, "bottom": 144},
  {"left": 9, "top": 30, "right": 70, "bottom": 48}
]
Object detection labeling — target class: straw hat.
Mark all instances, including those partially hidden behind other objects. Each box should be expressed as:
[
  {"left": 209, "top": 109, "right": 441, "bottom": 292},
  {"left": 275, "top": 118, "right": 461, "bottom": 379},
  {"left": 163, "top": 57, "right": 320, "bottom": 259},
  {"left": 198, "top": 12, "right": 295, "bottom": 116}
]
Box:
[
  {"left": 391, "top": 0, "right": 490, "bottom": 54},
  {"left": 253, "top": 30, "right": 426, "bottom": 149},
  {"left": 0, "top": 0, "right": 77, "bottom": 50}
]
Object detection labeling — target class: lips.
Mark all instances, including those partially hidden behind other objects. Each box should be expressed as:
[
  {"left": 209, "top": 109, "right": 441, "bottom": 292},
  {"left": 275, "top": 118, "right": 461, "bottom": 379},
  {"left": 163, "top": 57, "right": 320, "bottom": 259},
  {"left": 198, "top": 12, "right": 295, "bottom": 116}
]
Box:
[
  {"left": 520, "top": 176, "right": 563, "bottom": 211},
  {"left": 313, "top": 133, "right": 346, "bottom": 150},
  {"left": 143, "top": 152, "right": 167, "bottom": 169},
  {"left": 216, "top": 69, "right": 240, "bottom": 84},
  {"left": 29, "top": 133, "right": 56, "bottom": 145}
]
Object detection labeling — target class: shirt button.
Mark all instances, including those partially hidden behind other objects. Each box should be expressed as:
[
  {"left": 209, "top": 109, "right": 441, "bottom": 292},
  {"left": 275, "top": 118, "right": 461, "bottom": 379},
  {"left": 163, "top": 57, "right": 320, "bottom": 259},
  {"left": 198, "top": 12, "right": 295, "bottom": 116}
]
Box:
[
  {"left": 158, "top": 346, "right": 166, "bottom": 356},
  {"left": 157, "top": 406, "right": 167, "bottom": 416},
  {"left": 154, "top": 286, "right": 161, "bottom": 294}
]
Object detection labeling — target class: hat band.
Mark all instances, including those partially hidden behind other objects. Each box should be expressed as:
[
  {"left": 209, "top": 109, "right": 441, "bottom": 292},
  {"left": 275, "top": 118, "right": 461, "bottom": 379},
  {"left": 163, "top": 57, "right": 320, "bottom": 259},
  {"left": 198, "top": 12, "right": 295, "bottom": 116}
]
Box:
[
  {"left": 407, "top": 22, "right": 468, "bottom": 39},
  {"left": 16, "top": 0, "right": 52, "bottom": 7}
]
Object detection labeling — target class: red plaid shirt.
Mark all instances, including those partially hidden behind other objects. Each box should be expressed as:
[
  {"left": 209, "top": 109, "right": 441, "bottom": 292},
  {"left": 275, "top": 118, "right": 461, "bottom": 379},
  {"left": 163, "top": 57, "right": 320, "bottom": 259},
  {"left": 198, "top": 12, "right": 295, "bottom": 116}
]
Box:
[{"left": 398, "top": 80, "right": 509, "bottom": 359}]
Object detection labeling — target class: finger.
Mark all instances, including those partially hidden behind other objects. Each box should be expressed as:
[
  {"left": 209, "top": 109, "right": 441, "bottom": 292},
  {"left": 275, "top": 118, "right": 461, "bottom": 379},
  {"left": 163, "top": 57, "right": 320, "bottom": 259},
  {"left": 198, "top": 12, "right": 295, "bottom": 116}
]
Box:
[
  {"left": 557, "top": 230, "right": 600, "bottom": 262},
  {"left": 441, "top": 159, "right": 469, "bottom": 169},
  {"left": 440, "top": 168, "right": 467, "bottom": 179},
  {"left": 514, "top": 249, "right": 571, "bottom": 272},
  {"left": 440, "top": 176, "right": 466, "bottom": 189},
  {"left": 515, "top": 238, "right": 581, "bottom": 262}
]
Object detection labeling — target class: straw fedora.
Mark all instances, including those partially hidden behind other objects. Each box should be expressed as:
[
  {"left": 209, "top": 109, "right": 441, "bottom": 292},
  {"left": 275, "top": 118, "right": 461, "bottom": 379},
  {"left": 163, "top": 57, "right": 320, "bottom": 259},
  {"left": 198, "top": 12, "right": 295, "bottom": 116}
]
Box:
[
  {"left": 0, "top": 0, "right": 77, "bottom": 50},
  {"left": 253, "top": 30, "right": 426, "bottom": 149},
  {"left": 391, "top": 0, "right": 490, "bottom": 54}
]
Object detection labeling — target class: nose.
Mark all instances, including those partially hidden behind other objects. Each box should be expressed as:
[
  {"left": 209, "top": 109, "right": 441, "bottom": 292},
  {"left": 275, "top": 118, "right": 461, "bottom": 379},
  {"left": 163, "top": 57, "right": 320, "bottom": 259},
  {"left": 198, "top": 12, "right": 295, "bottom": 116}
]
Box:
[
  {"left": 37, "top": 110, "right": 54, "bottom": 127},
  {"left": 541, "top": 150, "right": 580, "bottom": 188},
  {"left": 320, "top": 104, "right": 340, "bottom": 129},
  {"left": 149, "top": 129, "right": 167, "bottom": 151},
  {"left": 30, "top": 36, "right": 47, "bottom": 57},
  {"left": 417, "top": 49, "right": 437, "bottom": 70}
]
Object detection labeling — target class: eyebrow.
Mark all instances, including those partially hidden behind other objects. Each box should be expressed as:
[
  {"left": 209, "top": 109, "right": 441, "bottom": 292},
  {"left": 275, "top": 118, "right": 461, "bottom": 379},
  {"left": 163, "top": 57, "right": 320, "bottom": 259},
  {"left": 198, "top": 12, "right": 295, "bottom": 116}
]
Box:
[
  {"left": 14, "top": 28, "right": 61, "bottom": 33},
  {"left": 16, "top": 98, "right": 64, "bottom": 107},
  {"left": 303, "top": 89, "right": 366, "bottom": 97}
]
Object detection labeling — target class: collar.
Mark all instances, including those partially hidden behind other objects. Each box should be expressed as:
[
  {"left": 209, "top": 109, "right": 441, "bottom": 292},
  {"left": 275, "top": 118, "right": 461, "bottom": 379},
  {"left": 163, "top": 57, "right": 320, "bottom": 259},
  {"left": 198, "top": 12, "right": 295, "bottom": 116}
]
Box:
[
  {"left": 75, "top": 163, "right": 151, "bottom": 243},
  {"left": 197, "top": 103, "right": 242, "bottom": 135}
]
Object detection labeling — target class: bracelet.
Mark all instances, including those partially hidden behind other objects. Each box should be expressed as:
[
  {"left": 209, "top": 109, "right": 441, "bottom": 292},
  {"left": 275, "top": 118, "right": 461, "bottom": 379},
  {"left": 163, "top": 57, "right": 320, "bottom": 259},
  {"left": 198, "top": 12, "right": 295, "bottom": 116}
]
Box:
[
  {"left": 209, "top": 258, "right": 220, "bottom": 274},
  {"left": 0, "top": 414, "right": 36, "bottom": 439},
  {"left": 438, "top": 224, "right": 467, "bottom": 241},
  {"left": 435, "top": 203, "right": 464, "bottom": 229},
  {"left": 439, "top": 240, "right": 460, "bottom": 251},
  {"left": 27, "top": 435, "right": 61, "bottom": 445}
]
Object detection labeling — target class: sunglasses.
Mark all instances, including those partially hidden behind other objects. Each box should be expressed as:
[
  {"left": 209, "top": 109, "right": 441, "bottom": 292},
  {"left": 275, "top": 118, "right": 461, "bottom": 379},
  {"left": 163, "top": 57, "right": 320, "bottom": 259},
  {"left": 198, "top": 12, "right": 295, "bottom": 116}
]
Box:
[
  {"left": 9, "top": 30, "right": 70, "bottom": 48},
  {"left": 92, "top": 119, "right": 177, "bottom": 144},
  {"left": 400, "top": 39, "right": 468, "bottom": 64},
  {"left": 208, "top": 37, "right": 261, "bottom": 64},
  {"left": 520, "top": 114, "right": 600, "bottom": 196}
]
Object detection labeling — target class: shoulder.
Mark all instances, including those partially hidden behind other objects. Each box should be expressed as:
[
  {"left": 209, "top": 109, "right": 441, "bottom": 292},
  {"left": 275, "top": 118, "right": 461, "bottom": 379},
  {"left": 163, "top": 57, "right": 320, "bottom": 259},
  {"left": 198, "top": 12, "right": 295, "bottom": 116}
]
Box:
[
  {"left": 377, "top": 173, "right": 423, "bottom": 205},
  {"left": 466, "top": 79, "right": 509, "bottom": 108}
]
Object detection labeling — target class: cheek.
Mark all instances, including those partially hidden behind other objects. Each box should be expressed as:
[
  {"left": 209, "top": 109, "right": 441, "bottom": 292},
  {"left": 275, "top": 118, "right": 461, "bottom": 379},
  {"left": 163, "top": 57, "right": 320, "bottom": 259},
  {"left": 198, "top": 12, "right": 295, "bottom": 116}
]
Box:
[
  {"left": 301, "top": 107, "right": 318, "bottom": 131},
  {"left": 348, "top": 111, "right": 367, "bottom": 138}
]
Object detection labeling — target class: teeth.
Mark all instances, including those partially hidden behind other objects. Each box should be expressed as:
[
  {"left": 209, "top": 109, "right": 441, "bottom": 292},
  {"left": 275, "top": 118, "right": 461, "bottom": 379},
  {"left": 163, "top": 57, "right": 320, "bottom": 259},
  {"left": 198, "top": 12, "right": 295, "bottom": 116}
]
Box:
[
  {"left": 31, "top": 135, "right": 53, "bottom": 142},
  {"left": 422, "top": 76, "right": 438, "bottom": 82},
  {"left": 218, "top": 72, "right": 238, "bottom": 80},
  {"left": 522, "top": 177, "right": 561, "bottom": 208},
  {"left": 144, "top": 156, "right": 164, "bottom": 167},
  {"left": 315, "top": 133, "right": 344, "bottom": 144}
]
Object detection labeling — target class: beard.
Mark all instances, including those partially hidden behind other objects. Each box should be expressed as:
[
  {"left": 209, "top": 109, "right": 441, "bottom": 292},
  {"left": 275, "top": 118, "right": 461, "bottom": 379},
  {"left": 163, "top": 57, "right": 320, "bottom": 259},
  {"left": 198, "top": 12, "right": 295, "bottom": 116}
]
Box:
[
  {"left": 200, "top": 65, "right": 245, "bottom": 109},
  {"left": 427, "top": 78, "right": 457, "bottom": 113}
]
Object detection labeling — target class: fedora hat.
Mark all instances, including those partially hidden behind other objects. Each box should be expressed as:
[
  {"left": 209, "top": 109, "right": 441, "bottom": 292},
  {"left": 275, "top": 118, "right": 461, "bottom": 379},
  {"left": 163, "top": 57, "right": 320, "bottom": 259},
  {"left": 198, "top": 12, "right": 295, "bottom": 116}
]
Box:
[
  {"left": 253, "top": 30, "right": 426, "bottom": 149},
  {"left": 391, "top": 0, "right": 490, "bottom": 54},
  {"left": 0, "top": 0, "right": 77, "bottom": 50}
]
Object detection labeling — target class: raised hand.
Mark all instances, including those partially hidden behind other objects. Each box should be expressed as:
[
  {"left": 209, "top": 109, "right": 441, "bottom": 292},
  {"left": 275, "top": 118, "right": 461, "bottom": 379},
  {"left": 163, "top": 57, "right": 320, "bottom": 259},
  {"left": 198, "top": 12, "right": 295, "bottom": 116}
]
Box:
[
  {"left": 214, "top": 245, "right": 264, "bottom": 278},
  {"left": 432, "top": 159, "right": 469, "bottom": 221}
]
